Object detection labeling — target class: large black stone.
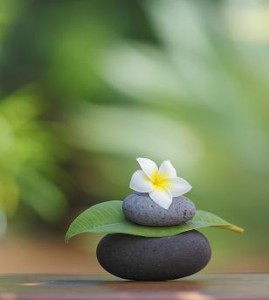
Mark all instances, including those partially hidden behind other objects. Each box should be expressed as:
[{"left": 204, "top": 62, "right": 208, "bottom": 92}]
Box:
[
  {"left": 96, "top": 230, "right": 211, "bottom": 281},
  {"left": 122, "top": 193, "right": 196, "bottom": 226}
]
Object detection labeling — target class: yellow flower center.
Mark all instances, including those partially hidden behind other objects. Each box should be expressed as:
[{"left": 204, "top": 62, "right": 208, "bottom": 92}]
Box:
[{"left": 151, "top": 171, "right": 171, "bottom": 190}]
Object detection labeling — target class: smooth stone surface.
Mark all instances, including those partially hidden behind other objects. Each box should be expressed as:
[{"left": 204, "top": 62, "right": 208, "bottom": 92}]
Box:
[
  {"left": 96, "top": 230, "right": 211, "bottom": 281},
  {"left": 122, "top": 193, "right": 196, "bottom": 226}
]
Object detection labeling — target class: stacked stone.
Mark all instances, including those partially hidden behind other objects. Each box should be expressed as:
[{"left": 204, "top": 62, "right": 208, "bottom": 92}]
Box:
[{"left": 97, "top": 193, "right": 211, "bottom": 281}]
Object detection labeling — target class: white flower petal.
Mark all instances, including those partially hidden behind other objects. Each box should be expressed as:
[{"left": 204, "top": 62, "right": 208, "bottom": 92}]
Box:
[
  {"left": 136, "top": 157, "right": 158, "bottom": 179},
  {"left": 159, "top": 160, "right": 177, "bottom": 178},
  {"left": 170, "top": 177, "right": 192, "bottom": 197},
  {"left": 149, "top": 189, "right": 173, "bottom": 210},
  {"left": 129, "top": 170, "right": 153, "bottom": 193}
]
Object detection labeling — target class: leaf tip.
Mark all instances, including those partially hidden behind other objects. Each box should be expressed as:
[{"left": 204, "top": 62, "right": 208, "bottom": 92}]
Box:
[
  {"left": 65, "top": 229, "right": 73, "bottom": 243},
  {"left": 228, "top": 225, "right": 244, "bottom": 234},
  {"left": 64, "top": 234, "right": 69, "bottom": 243}
]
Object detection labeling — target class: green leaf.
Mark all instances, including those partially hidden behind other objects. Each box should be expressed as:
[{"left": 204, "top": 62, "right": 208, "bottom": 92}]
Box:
[{"left": 65, "top": 200, "right": 244, "bottom": 241}]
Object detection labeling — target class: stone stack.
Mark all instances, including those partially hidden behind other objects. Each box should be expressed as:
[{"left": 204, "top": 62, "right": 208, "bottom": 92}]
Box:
[{"left": 97, "top": 193, "right": 211, "bottom": 281}]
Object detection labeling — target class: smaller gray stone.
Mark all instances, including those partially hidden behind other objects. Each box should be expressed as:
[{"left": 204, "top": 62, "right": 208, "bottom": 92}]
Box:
[{"left": 122, "top": 193, "right": 196, "bottom": 227}]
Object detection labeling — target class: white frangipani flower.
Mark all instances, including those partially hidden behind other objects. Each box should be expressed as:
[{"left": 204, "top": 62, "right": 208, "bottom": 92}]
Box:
[{"left": 129, "top": 158, "right": 192, "bottom": 210}]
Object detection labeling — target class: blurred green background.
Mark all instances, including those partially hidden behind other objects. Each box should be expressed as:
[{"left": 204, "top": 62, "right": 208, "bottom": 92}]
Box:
[{"left": 0, "top": 0, "right": 269, "bottom": 273}]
